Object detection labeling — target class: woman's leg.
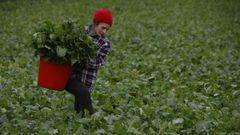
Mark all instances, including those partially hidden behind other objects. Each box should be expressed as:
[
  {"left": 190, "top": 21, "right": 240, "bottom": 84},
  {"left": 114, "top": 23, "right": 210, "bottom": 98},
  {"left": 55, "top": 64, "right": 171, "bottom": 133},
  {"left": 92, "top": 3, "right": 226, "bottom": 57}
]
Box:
[
  {"left": 77, "top": 83, "right": 95, "bottom": 115},
  {"left": 65, "top": 78, "right": 83, "bottom": 113},
  {"left": 65, "top": 78, "right": 95, "bottom": 115}
]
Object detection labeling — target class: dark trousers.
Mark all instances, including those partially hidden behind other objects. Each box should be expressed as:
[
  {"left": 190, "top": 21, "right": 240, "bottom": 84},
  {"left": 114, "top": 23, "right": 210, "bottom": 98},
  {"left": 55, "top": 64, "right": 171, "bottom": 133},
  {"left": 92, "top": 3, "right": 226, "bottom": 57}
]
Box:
[{"left": 65, "top": 78, "right": 94, "bottom": 114}]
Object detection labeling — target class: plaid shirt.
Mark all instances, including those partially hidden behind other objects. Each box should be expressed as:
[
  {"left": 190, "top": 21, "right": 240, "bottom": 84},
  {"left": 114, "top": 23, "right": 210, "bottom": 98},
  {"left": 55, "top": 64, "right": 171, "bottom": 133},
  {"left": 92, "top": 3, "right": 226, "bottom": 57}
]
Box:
[{"left": 74, "top": 25, "right": 111, "bottom": 92}]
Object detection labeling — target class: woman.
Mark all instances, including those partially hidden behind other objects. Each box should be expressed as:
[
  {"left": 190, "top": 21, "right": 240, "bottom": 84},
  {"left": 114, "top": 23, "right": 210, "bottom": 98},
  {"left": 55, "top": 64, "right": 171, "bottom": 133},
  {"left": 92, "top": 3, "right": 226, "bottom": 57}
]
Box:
[{"left": 65, "top": 9, "right": 112, "bottom": 116}]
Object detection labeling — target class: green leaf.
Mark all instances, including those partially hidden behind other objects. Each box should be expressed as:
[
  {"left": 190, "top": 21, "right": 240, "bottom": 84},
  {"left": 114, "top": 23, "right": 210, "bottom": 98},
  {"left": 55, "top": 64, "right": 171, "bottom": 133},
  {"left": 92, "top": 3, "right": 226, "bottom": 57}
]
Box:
[
  {"left": 172, "top": 118, "right": 184, "bottom": 125},
  {"left": 56, "top": 46, "right": 67, "bottom": 57}
]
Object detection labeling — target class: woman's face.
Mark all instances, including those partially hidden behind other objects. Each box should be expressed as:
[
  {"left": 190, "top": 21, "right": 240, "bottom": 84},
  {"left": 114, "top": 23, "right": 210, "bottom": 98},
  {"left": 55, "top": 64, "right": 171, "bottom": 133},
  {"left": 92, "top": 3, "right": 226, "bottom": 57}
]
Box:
[{"left": 94, "top": 22, "right": 110, "bottom": 37}]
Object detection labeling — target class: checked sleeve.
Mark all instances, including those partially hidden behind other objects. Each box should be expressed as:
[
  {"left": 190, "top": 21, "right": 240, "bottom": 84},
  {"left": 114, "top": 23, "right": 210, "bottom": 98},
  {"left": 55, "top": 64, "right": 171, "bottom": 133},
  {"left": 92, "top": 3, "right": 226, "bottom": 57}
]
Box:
[{"left": 86, "top": 40, "right": 111, "bottom": 70}]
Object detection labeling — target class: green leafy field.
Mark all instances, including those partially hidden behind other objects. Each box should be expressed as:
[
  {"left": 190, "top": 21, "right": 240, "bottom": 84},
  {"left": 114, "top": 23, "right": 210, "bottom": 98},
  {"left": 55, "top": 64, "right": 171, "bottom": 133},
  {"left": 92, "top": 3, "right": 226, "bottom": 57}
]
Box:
[{"left": 1, "top": 0, "right": 240, "bottom": 134}]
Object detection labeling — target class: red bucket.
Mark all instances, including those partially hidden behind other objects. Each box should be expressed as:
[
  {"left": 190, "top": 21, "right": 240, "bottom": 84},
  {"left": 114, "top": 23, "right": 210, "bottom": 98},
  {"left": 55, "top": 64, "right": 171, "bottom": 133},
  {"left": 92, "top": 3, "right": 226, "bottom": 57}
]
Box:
[{"left": 37, "top": 57, "right": 73, "bottom": 91}]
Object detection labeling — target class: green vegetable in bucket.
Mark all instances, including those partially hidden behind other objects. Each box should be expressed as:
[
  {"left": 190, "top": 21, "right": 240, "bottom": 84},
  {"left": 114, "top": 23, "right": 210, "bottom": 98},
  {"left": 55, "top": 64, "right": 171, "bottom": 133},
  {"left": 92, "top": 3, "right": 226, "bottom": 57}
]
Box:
[{"left": 32, "top": 20, "right": 98, "bottom": 65}]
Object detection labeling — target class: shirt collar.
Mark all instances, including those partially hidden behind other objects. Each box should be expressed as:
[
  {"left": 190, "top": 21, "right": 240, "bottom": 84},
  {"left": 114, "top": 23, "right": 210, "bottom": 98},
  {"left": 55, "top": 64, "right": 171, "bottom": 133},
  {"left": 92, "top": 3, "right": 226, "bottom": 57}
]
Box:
[
  {"left": 86, "top": 24, "right": 106, "bottom": 39},
  {"left": 86, "top": 24, "right": 97, "bottom": 38}
]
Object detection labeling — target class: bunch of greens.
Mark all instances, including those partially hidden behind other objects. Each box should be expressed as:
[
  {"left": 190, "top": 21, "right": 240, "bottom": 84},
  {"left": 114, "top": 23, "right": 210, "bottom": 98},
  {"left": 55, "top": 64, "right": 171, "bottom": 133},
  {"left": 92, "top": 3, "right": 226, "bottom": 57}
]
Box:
[{"left": 32, "top": 20, "right": 97, "bottom": 64}]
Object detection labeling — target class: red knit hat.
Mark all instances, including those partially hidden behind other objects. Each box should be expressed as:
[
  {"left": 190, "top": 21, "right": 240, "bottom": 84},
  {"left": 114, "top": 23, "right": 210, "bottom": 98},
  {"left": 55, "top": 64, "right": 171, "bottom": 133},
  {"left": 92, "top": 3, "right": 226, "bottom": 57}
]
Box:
[{"left": 93, "top": 9, "right": 112, "bottom": 26}]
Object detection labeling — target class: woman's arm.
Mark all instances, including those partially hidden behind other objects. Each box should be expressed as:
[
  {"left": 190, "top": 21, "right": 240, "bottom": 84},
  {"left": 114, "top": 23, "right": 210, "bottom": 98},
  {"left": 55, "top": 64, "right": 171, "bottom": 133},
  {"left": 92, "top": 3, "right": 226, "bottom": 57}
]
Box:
[{"left": 86, "top": 41, "right": 111, "bottom": 70}]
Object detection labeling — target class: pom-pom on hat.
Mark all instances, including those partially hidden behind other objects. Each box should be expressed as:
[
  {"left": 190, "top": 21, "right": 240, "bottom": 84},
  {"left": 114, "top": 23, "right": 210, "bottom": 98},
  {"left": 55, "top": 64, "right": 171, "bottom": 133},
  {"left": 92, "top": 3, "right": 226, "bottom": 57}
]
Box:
[{"left": 93, "top": 9, "right": 112, "bottom": 26}]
